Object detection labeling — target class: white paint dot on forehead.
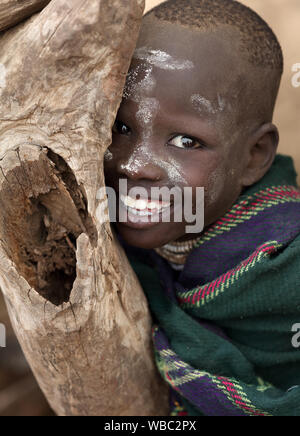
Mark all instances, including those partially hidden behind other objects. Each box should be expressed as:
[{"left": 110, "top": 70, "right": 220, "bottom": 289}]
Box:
[
  {"left": 191, "top": 94, "right": 226, "bottom": 115},
  {"left": 134, "top": 47, "right": 194, "bottom": 71},
  {"left": 191, "top": 95, "right": 215, "bottom": 115}
]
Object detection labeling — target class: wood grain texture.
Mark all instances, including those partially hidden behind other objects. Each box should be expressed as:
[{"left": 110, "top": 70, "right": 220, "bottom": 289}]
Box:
[
  {"left": 0, "top": 0, "right": 51, "bottom": 32},
  {"left": 0, "top": 0, "right": 168, "bottom": 416}
]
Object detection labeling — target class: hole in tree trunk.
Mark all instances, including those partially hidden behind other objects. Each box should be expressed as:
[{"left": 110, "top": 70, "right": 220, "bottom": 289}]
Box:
[{"left": 0, "top": 147, "right": 98, "bottom": 306}]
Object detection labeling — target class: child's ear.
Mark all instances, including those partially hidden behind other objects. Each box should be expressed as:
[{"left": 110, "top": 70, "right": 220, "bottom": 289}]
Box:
[{"left": 241, "top": 123, "right": 279, "bottom": 187}]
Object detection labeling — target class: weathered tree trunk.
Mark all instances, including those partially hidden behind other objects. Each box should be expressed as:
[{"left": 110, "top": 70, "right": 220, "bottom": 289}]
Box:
[
  {"left": 0, "top": 0, "right": 51, "bottom": 32},
  {"left": 0, "top": 0, "right": 168, "bottom": 416}
]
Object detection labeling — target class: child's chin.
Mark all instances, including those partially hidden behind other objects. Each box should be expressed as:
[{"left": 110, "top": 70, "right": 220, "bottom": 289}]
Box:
[{"left": 116, "top": 222, "right": 177, "bottom": 250}]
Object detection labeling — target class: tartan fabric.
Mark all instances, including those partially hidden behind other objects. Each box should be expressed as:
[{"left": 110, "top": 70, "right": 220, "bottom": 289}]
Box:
[{"left": 123, "top": 154, "right": 300, "bottom": 416}]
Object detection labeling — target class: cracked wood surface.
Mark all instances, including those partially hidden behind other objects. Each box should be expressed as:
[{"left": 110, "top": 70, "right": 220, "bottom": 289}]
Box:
[{"left": 0, "top": 0, "right": 168, "bottom": 416}]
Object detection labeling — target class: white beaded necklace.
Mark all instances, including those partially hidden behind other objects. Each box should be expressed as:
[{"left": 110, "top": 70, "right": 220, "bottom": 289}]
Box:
[{"left": 155, "top": 236, "right": 202, "bottom": 265}]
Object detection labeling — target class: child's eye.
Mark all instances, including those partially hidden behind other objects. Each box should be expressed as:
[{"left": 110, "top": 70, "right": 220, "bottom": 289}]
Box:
[
  {"left": 112, "top": 120, "right": 131, "bottom": 135},
  {"left": 167, "top": 135, "right": 204, "bottom": 150}
]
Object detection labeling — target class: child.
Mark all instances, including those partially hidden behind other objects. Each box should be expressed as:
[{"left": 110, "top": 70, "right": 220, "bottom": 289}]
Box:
[{"left": 104, "top": 0, "right": 300, "bottom": 416}]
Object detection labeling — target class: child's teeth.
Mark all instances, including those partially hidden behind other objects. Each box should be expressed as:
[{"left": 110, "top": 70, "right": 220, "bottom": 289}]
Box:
[
  {"left": 130, "top": 209, "right": 151, "bottom": 216},
  {"left": 121, "top": 195, "right": 171, "bottom": 212},
  {"left": 127, "top": 196, "right": 136, "bottom": 208},
  {"left": 136, "top": 199, "right": 148, "bottom": 210},
  {"left": 121, "top": 195, "right": 135, "bottom": 208}
]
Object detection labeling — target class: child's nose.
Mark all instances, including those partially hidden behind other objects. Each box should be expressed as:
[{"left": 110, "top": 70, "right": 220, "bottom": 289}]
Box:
[{"left": 117, "top": 146, "right": 165, "bottom": 182}]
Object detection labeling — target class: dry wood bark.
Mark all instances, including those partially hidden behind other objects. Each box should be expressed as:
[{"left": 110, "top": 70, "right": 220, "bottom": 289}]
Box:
[
  {"left": 0, "top": 0, "right": 168, "bottom": 416},
  {"left": 0, "top": 0, "right": 51, "bottom": 32}
]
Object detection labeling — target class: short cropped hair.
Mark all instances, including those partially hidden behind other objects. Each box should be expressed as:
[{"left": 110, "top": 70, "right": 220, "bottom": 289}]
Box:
[{"left": 146, "top": 0, "right": 283, "bottom": 74}]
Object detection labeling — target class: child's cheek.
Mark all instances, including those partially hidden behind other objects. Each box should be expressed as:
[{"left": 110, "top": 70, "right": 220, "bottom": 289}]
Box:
[{"left": 206, "top": 166, "right": 227, "bottom": 207}]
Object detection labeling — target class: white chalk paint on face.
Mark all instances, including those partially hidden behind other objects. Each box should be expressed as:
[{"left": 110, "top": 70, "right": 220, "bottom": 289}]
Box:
[
  {"left": 123, "top": 64, "right": 160, "bottom": 141},
  {"left": 120, "top": 49, "right": 190, "bottom": 186},
  {"left": 207, "top": 165, "right": 226, "bottom": 206},
  {"left": 156, "top": 156, "right": 188, "bottom": 185},
  {"left": 120, "top": 149, "right": 145, "bottom": 177},
  {"left": 191, "top": 95, "right": 215, "bottom": 115},
  {"left": 123, "top": 66, "right": 140, "bottom": 99},
  {"left": 134, "top": 47, "right": 194, "bottom": 71},
  {"left": 123, "top": 64, "right": 156, "bottom": 100},
  {"left": 141, "top": 145, "right": 188, "bottom": 185},
  {"left": 121, "top": 143, "right": 187, "bottom": 186},
  {"left": 139, "top": 66, "right": 156, "bottom": 94},
  {"left": 122, "top": 61, "right": 159, "bottom": 135},
  {"left": 136, "top": 97, "right": 160, "bottom": 140},
  {"left": 191, "top": 94, "right": 226, "bottom": 115},
  {"left": 217, "top": 94, "right": 226, "bottom": 112}
]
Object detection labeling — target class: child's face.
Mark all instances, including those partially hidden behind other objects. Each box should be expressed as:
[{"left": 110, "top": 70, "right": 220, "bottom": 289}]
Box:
[{"left": 104, "top": 19, "right": 250, "bottom": 249}]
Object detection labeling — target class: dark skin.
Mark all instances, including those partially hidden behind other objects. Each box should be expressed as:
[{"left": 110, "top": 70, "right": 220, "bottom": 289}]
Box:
[{"left": 104, "top": 17, "right": 279, "bottom": 250}]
